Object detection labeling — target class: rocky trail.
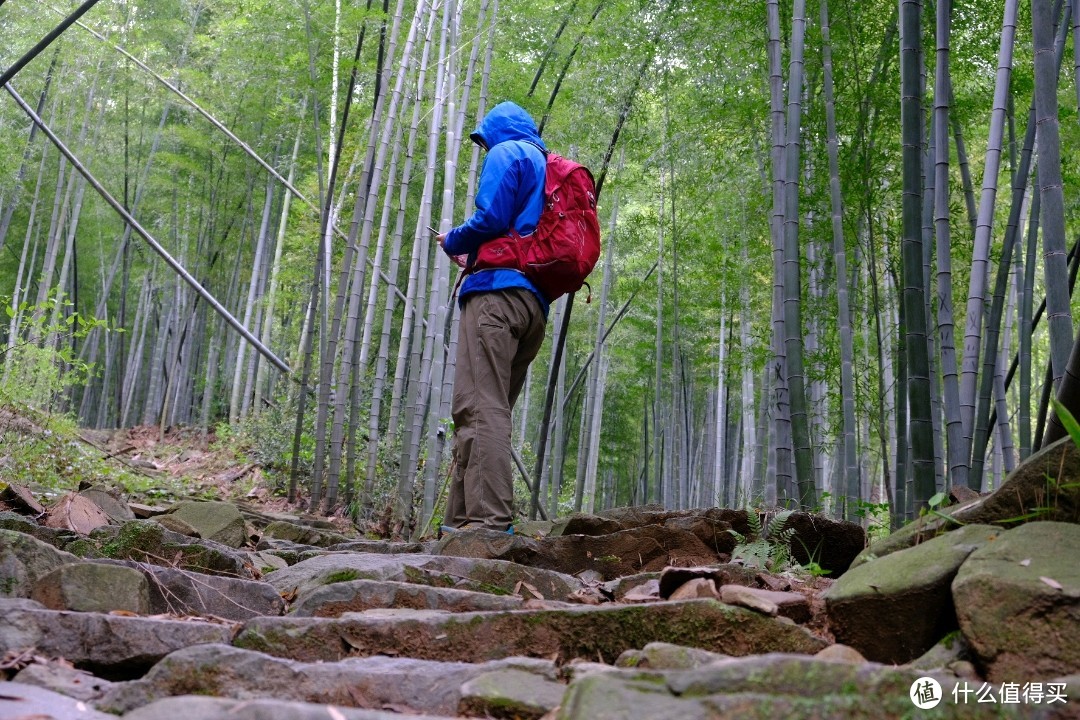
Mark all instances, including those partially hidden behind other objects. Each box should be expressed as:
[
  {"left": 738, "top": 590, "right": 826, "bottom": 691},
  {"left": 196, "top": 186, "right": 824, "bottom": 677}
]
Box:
[{"left": 2, "top": 433, "right": 1080, "bottom": 718}]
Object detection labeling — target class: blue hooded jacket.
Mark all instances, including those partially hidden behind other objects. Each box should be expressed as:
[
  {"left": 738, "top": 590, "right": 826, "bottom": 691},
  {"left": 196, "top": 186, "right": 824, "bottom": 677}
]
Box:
[{"left": 442, "top": 101, "right": 549, "bottom": 316}]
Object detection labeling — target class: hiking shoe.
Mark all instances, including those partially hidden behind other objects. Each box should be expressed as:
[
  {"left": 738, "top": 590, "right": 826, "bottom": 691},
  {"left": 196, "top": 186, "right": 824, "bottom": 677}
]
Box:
[{"left": 439, "top": 523, "right": 514, "bottom": 538}]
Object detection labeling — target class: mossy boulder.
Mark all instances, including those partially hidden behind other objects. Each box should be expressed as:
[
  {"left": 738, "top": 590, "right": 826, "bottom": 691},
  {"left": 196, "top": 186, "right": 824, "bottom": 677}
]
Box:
[
  {"left": 0, "top": 529, "right": 81, "bottom": 597},
  {"left": 615, "top": 642, "right": 728, "bottom": 670},
  {"left": 166, "top": 501, "right": 247, "bottom": 548},
  {"left": 95, "top": 520, "right": 252, "bottom": 578},
  {"left": 262, "top": 520, "right": 348, "bottom": 547},
  {"left": 458, "top": 668, "right": 566, "bottom": 719},
  {"left": 852, "top": 435, "right": 1080, "bottom": 569},
  {"left": 30, "top": 562, "right": 150, "bottom": 614},
  {"left": 953, "top": 522, "right": 1080, "bottom": 682},
  {"left": 825, "top": 524, "right": 1001, "bottom": 664}
]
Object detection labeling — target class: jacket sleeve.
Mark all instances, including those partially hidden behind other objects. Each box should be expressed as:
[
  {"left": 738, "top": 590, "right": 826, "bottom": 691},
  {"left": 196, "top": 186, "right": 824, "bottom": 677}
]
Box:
[{"left": 442, "top": 144, "right": 525, "bottom": 257}]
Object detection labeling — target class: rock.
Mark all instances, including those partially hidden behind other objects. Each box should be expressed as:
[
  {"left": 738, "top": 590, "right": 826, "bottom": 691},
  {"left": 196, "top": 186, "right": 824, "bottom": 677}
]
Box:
[
  {"left": 437, "top": 528, "right": 560, "bottom": 570},
  {"left": 436, "top": 523, "right": 721, "bottom": 581},
  {"left": 814, "top": 643, "right": 867, "bottom": 663},
  {"left": 0, "top": 509, "right": 42, "bottom": 534},
  {"left": 662, "top": 515, "right": 738, "bottom": 555},
  {"left": 0, "top": 682, "right": 116, "bottom": 720},
  {"left": 97, "top": 643, "right": 554, "bottom": 716},
  {"left": 1, "top": 481, "right": 45, "bottom": 514},
  {"left": 120, "top": 696, "right": 455, "bottom": 720},
  {"left": 852, "top": 436, "right": 1080, "bottom": 568},
  {"left": 290, "top": 578, "right": 525, "bottom": 616},
  {"left": 543, "top": 525, "right": 723, "bottom": 580},
  {"left": 234, "top": 599, "right": 826, "bottom": 664},
  {"left": 14, "top": 660, "right": 114, "bottom": 702},
  {"left": 558, "top": 654, "right": 1013, "bottom": 720},
  {"left": 262, "top": 520, "right": 349, "bottom": 547},
  {"left": 31, "top": 562, "right": 151, "bottom": 614},
  {"left": 115, "top": 563, "right": 284, "bottom": 620},
  {"left": 906, "top": 633, "right": 974, "bottom": 674},
  {"left": 247, "top": 550, "right": 290, "bottom": 573},
  {"left": 669, "top": 577, "right": 721, "bottom": 601},
  {"left": 603, "top": 573, "right": 660, "bottom": 601},
  {"left": 512, "top": 520, "right": 555, "bottom": 538},
  {"left": 44, "top": 491, "right": 113, "bottom": 534},
  {"left": 327, "top": 539, "right": 427, "bottom": 553},
  {"left": 155, "top": 514, "right": 201, "bottom": 537},
  {"left": 79, "top": 486, "right": 136, "bottom": 523},
  {"left": 264, "top": 552, "right": 581, "bottom": 604},
  {"left": 952, "top": 522, "right": 1080, "bottom": 681},
  {"left": 0, "top": 528, "right": 82, "bottom": 597},
  {"left": 719, "top": 585, "right": 810, "bottom": 623},
  {"left": 0, "top": 597, "right": 233, "bottom": 677},
  {"left": 772, "top": 511, "right": 866, "bottom": 576},
  {"left": 129, "top": 502, "right": 169, "bottom": 518},
  {"left": 166, "top": 501, "right": 247, "bottom": 548},
  {"left": 91, "top": 520, "right": 253, "bottom": 578},
  {"left": 615, "top": 642, "right": 728, "bottom": 670},
  {"left": 658, "top": 564, "right": 761, "bottom": 599},
  {"left": 620, "top": 578, "right": 661, "bottom": 602},
  {"left": 0, "top": 511, "right": 90, "bottom": 553},
  {"left": 557, "top": 513, "right": 626, "bottom": 536},
  {"left": 825, "top": 523, "right": 1001, "bottom": 664},
  {"left": 254, "top": 538, "right": 321, "bottom": 563},
  {"left": 458, "top": 668, "right": 566, "bottom": 720}
]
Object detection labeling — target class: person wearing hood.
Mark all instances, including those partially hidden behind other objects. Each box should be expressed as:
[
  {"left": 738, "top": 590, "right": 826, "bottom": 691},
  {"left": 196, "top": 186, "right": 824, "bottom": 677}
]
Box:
[{"left": 437, "top": 101, "right": 548, "bottom": 533}]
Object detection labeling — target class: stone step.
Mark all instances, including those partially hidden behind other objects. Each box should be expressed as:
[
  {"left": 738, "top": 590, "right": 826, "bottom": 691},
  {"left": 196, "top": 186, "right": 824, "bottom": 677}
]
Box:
[
  {"left": 264, "top": 552, "right": 582, "bottom": 604},
  {"left": 96, "top": 643, "right": 557, "bottom": 716},
  {"left": 234, "top": 598, "right": 827, "bottom": 664},
  {"left": 0, "top": 597, "right": 233, "bottom": 678}
]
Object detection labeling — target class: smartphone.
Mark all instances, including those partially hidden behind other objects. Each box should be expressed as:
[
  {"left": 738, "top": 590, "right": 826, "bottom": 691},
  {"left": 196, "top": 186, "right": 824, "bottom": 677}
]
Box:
[{"left": 428, "top": 225, "right": 441, "bottom": 236}]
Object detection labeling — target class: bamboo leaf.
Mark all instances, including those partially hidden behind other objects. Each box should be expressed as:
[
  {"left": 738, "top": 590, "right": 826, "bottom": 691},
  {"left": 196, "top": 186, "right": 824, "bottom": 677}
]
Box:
[{"left": 1050, "top": 398, "right": 1080, "bottom": 452}]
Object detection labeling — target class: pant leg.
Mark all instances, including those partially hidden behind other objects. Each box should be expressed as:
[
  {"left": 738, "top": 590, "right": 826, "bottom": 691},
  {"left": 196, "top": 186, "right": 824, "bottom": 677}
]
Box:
[
  {"left": 451, "top": 289, "right": 545, "bottom": 529},
  {"left": 508, "top": 289, "right": 546, "bottom": 407},
  {"left": 445, "top": 303, "right": 476, "bottom": 529}
]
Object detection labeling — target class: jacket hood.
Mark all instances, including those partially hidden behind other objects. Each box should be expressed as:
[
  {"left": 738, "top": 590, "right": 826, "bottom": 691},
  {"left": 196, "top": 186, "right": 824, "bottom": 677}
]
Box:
[{"left": 470, "top": 101, "right": 546, "bottom": 151}]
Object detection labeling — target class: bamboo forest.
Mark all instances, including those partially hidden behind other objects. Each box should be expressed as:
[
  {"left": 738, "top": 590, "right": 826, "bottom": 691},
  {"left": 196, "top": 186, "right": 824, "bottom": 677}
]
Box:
[{"left": 3, "top": 0, "right": 1080, "bottom": 536}]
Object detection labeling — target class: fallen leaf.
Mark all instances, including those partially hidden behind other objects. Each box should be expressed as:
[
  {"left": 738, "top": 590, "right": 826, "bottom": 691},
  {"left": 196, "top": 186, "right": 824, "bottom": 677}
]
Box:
[
  {"left": 1040, "top": 576, "right": 1064, "bottom": 591},
  {"left": 1020, "top": 559, "right": 1031, "bottom": 567},
  {"left": 514, "top": 580, "right": 544, "bottom": 600}
]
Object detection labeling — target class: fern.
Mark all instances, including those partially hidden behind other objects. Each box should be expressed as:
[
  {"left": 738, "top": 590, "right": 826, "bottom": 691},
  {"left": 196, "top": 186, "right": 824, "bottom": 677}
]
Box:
[{"left": 728, "top": 509, "right": 797, "bottom": 572}]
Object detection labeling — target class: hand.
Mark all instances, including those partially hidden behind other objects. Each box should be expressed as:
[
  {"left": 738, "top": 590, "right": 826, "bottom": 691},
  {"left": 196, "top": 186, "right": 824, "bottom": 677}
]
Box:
[{"left": 436, "top": 232, "right": 447, "bottom": 248}]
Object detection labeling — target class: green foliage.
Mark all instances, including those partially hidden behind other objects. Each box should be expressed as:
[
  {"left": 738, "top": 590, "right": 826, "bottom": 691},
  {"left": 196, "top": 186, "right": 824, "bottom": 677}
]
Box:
[
  {"left": 0, "top": 294, "right": 109, "bottom": 413},
  {"left": 1050, "top": 398, "right": 1080, "bottom": 452},
  {"left": 851, "top": 499, "right": 891, "bottom": 540},
  {"left": 0, "top": 400, "right": 156, "bottom": 494},
  {"left": 727, "top": 510, "right": 796, "bottom": 573}
]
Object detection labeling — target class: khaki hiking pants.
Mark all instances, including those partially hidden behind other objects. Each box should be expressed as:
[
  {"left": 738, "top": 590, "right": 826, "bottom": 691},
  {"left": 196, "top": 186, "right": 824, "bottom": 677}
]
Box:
[{"left": 446, "top": 288, "right": 546, "bottom": 529}]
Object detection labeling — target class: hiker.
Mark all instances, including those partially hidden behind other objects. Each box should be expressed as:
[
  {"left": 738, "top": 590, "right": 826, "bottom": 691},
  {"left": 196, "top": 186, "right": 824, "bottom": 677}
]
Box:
[{"left": 436, "top": 101, "right": 549, "bottom": 533}]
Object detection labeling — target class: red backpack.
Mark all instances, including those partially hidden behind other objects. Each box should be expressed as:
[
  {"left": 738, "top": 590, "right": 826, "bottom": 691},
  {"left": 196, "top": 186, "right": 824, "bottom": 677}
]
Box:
[{"left": 466, "top": 152, "right": 601, "bottom": 302}]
